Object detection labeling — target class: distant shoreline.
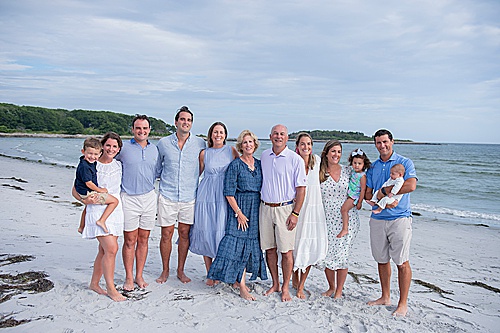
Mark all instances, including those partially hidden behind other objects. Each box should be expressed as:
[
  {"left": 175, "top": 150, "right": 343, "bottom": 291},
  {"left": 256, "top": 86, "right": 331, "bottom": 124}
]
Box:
[{"left": 0, "top": 132, "right": 438, "bottom": 144}]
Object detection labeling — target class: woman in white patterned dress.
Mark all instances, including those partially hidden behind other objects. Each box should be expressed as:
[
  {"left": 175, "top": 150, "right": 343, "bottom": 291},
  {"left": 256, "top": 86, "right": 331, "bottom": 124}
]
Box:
[{"left": 316, "top": 140, "right": 360, "bottom": 299}]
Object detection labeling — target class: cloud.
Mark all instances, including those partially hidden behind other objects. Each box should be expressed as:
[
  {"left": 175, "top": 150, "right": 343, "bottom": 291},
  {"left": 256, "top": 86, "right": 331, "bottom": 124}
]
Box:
[{"left": 0, "top": 0, "right": 499, "bottom": 142}]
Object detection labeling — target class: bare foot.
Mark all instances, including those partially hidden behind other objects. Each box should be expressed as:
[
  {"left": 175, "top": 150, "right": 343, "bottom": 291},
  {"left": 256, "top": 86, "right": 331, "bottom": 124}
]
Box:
[
  {"left": 96, "top": 219, "right": 109, "bottom": 233},
  {"left": 367, "top": 297, "right": 391, "bottom": 306},
  {"left": 134, "top": 277, "right": 148, "bottom": 289},
  {"left": 177, "top": 271, "right": 191, "bottom": 283},
  {"left": 372, "top": 208, "right": 383, "bottom": 214},
  {"left": 296, "top": 288, "right": 306, "bottom": 299},
  {"left": 392, "top": 304, "right": 408, "bottom": 317},
  {"left": 333, "top": 291, "right": 342, "bottom": 299},
  {"left": 240, "top": 288, "right": 256, "bottom": 301},
  {"left": 123, "top": 279, "right": 135, "bottom": 292},
  {"left": 321, "top": 288, "right": 335, "bottom": 297},
  {"left": 281, "top": 289, "right": 292, "bottom": 302},
  {"left": 90, "top": 284, "right": 107, "bottom": 295},
  {"left": 264, "top": 285, "right": 280, "bottom": 296},
  {"left": 108, "top": 290, "right": 127, "bottom": 302},
  {"left": 336, "top": 229, "right": 348, "bottom": 238},
  {"left": 156, "top": 270, "right": 169, "bottom": 284},
  {"left": 365, "top": 199, "right": 376, "bottom": 207},
  {"left": 232, "top": 282, "right": 250, "bottom": 292},
  {"left": 206, "top": 279, "right": 216, "bottom": 286}
]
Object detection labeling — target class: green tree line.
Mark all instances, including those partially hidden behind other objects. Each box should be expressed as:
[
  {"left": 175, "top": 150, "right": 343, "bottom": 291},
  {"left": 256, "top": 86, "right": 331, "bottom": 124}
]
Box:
[
  {"left": 289, "top": 129, "right": 373, "bottom": 141},
  {"left": 0, "top": 103, "right": 175, "bottom": 136}
]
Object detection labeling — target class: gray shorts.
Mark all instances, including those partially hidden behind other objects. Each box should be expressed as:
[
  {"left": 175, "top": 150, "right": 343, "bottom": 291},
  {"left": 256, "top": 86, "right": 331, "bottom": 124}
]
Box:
[{"left": 369, "top": 216, "right": 412, "bottom": 265}]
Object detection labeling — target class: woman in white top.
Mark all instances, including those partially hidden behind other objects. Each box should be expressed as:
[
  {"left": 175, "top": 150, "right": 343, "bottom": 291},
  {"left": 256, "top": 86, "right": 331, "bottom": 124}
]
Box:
[{"left": 73, "top": 132, "right": 126, "bottom": 302}]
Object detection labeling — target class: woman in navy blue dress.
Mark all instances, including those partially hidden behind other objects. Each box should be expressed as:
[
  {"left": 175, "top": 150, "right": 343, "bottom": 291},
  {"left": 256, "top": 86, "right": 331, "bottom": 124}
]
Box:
[{"left": 208, "top": 130, "right": 268, "bottom": 300}]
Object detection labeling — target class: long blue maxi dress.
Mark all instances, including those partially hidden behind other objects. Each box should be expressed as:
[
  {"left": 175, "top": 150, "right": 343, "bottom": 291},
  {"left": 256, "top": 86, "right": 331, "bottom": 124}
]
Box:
[
  {"left": 190, "top": 145, "right": 233, "bottom": 258},
  {"left": 207, "top": 158, "right": 268, "bottom": 283}
]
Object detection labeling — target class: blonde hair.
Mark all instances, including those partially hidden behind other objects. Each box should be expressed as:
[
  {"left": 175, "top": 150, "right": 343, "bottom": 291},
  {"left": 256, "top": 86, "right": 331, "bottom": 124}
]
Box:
[
  {"left": 295, "top": 132, "right": 315, "bottom": 171},
  {"left": 319, "top": 140, "right": 342, "bottom": 183},
  {"left": 235, "top": 130, "right": 260, "bottom": 154}
]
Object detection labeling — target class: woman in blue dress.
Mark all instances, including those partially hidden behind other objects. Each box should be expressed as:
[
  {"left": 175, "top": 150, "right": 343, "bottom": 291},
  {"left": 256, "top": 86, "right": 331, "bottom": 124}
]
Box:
[
  {"left": 207, "top": 130, "right": 267, "bottom": 300},
  {"left": 189, "top": 122, "right": 238, "bottom": 286}
]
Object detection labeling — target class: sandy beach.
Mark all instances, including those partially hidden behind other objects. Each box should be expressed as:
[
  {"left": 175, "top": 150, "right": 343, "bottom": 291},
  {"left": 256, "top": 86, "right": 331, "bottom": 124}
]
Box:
[{"left": 0, "top": 155, "right": 499, "bottom": 332}]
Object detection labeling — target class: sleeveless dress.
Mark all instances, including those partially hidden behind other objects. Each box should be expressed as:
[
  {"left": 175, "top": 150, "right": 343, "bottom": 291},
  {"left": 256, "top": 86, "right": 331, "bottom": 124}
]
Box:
[
  {"left": 316, "top": 165, "right": 360, "bottom": 270},
  {"left": 347, "top": 171, "right": 365, "bottom": 204},
  {"left": 293, "top": 155, "right": 328, "bottom": 272},
  {"left": 207, "top": 158, "right": 268, "bottom": 283},
  {"left": 189, "top": 145, "right": 234, "bottom": 258},
  {"left": 82, "top": 159, "right": 124, "bottom": 238}
]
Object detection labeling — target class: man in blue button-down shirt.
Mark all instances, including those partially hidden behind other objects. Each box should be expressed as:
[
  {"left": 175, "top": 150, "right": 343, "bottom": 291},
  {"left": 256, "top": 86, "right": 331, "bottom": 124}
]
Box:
[{"left": 155, "top": 106, "right": 206, "bottom": 284}]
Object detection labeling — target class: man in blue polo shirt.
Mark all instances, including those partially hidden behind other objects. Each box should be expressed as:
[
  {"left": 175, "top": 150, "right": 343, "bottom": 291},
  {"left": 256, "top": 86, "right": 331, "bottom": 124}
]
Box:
[
  {"left": 155, "top": 106, "right": 206, "bottom": 284},
  {"left": 365, "top": 129, "right": 417, "bottom": 317},
  {"left": 116, "top": 115, "right": 159, "bottom": 291}
]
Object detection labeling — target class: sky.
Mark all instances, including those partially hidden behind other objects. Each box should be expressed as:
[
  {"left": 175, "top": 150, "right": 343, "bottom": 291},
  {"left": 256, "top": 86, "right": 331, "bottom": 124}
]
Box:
[{"left": 1, "top": 0, "right": 499, "bottom": 143}]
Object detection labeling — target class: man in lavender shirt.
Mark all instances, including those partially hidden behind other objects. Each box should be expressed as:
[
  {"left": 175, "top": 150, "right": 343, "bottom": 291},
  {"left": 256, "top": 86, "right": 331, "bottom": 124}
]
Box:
[{"left": 260, "top": 124, "right": 307, "bottom": 302}]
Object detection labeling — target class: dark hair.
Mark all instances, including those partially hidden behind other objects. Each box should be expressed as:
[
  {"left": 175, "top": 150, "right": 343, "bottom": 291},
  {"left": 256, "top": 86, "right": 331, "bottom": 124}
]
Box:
[
  {"left": 132, "top": 114, "right": 150, "bottom": 128},
  {"left": 373, "top": 129, "right": 393, "bottom": 142},
  {"left": 295, "top": 132, "right": 315, "bottom": 171},
  {"left": 175, "top": 106, "right": 194, "bottom": 122},
  {"left": 348, "top": 148, "right": 371, "bottom": 171},
  {"left": 319, "top": 140, "right": 342, "bottom": 183},
  {"left": 207, "top": 121, "right": 228, "bottom": 148},
  {"left": 101, "top": 132, "right": 123, "bottom": 149},
  {"left": 83, "top": 137, "right": 102, "bottom": 151}
]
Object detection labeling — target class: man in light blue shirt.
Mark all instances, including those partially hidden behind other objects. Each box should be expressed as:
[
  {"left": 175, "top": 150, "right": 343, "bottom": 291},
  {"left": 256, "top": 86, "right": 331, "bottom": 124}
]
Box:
[
  {"left": 116, "top": 115, "right": 159, "bottom": 291},
  {"left": 155, "top": 106, "right": 206, "bottom": 284},
  {"left": 365, "top": 129, "right": 417, "bottom": 317}
]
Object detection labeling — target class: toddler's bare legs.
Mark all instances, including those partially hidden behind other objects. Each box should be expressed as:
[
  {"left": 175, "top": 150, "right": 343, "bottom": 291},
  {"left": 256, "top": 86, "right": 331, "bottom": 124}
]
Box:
[
  {"left": 78, "top": 207, "right": 86, "bottom": 234},
  {"left": 339, "top": 198, "right": 354, "bottom": 238},
  {"left": 96, "top": 194, "right": 118, "bottom": 233}
]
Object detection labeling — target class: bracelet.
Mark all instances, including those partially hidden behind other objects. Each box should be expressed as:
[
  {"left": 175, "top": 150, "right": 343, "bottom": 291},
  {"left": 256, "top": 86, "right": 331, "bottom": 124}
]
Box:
[
  {"left": 235, "top": 208, "right": 241, "bottom": 218},
  {"left": 380, "top": 187, "right": 387, "bottom": 195},
  {"left": 291, "top": 211, "right": 299, "bottom": 217}
]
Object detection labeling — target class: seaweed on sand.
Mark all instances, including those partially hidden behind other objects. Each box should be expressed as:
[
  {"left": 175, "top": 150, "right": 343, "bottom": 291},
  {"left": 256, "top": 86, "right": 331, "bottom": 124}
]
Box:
[{"left": 451, "top": 280, "right": 500, "bottom": 293}]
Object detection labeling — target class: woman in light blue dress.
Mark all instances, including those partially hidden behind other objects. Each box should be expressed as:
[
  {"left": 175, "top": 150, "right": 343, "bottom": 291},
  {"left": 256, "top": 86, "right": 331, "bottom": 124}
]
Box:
[{"left": 189, "top": 122, "right": 238, "bottom": 286}]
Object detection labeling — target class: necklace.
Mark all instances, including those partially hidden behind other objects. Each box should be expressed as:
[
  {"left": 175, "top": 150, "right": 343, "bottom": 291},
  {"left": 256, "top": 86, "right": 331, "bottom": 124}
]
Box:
[{"left": 240, "top": 155, "right": 255, "bottom": 171}]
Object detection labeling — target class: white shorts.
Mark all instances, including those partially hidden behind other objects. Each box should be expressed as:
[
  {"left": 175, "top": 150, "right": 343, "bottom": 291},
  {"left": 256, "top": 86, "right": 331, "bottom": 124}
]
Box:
[
  {"left": 157, "top": 194, "right": 195, "bottom": 227},
  {"left": 369, "top": 216, "right": 412, "bottom": 265},
  {"left": 121, "top": 190, "right": 157, "bottom": 232}
]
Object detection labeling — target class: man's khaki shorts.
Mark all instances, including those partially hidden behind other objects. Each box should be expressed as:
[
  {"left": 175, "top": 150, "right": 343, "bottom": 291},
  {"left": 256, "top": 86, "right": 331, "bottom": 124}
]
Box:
[{"left": 259, "top": 203, "right": 296, "bottom": 253}]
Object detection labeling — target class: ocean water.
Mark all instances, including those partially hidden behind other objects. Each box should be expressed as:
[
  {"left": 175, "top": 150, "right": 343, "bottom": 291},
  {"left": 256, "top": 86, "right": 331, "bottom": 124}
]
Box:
[{"left": 1, "top": 136, "right": 499, "bottom": 227}]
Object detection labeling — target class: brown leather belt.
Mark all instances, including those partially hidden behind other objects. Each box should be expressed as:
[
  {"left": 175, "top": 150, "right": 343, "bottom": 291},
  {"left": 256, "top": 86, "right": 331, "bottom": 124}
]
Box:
[{"left": 261, "top": 200, "right": 294, "bottom": 207}]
